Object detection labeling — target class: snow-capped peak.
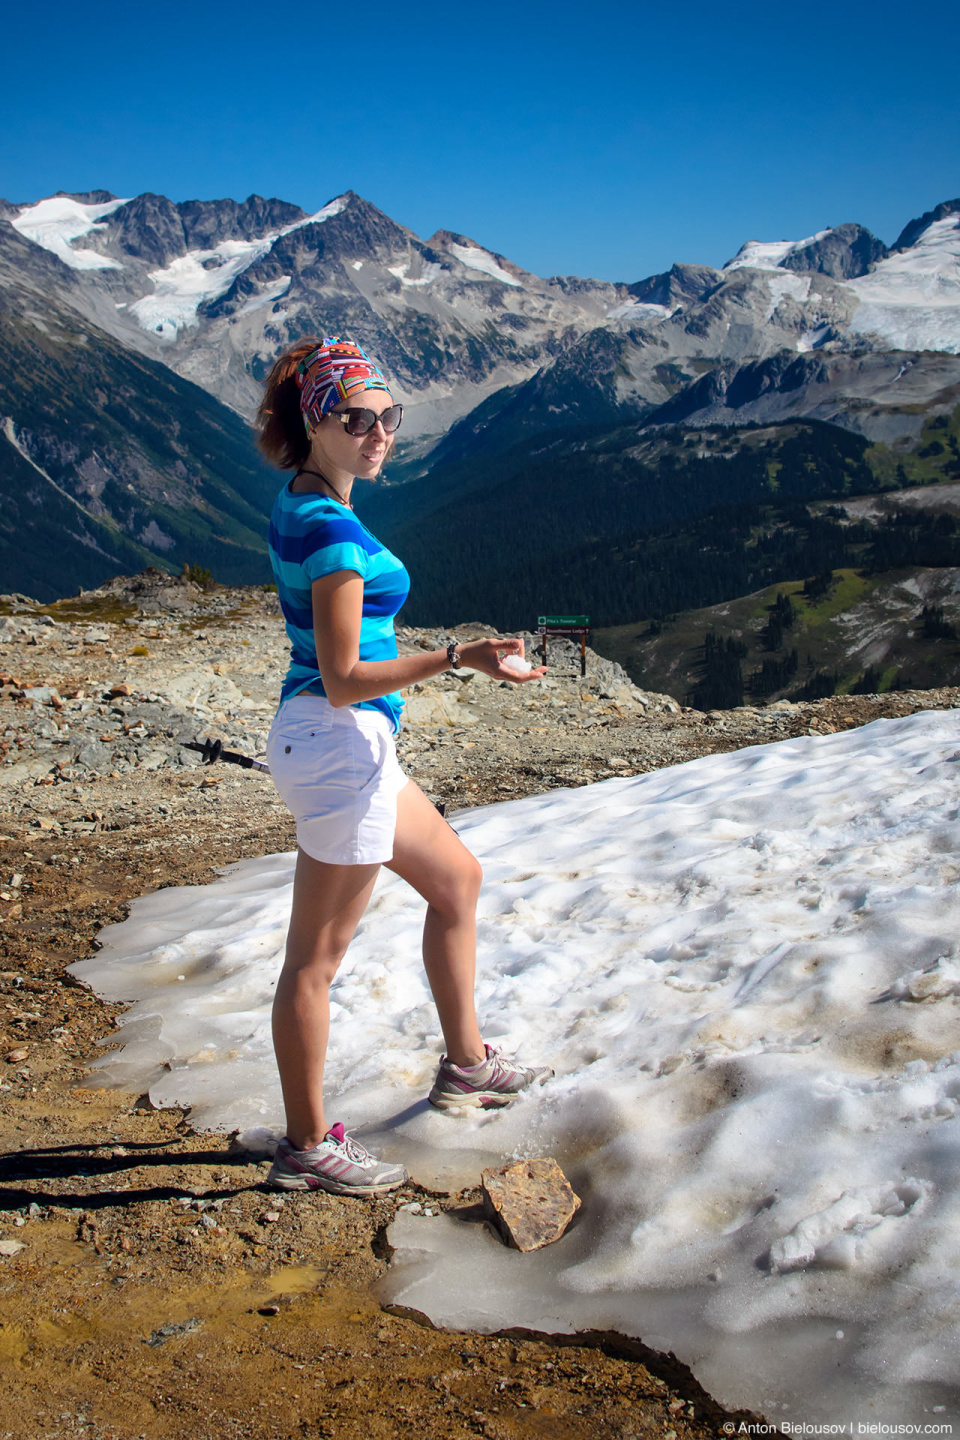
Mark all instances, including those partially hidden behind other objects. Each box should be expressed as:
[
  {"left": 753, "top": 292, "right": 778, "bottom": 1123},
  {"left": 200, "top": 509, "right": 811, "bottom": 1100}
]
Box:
[
  {"left": 293, "top": 195, "right": 349, "bottom": 230},
  {"left": 12, "top": 194, "right": 131, "bottom": 271},
  {"left": 723, "top": 231, "right": 831, "bottom": 272}
]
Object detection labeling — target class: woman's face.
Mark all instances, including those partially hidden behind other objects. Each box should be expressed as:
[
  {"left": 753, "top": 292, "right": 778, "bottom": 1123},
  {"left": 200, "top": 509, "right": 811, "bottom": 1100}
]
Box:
[{"left": 310, "top": 387, "right": 397, "bottom": 480}]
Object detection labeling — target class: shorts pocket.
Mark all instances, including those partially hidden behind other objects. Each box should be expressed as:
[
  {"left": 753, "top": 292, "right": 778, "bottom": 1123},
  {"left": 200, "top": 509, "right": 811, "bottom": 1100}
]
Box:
[{"left": 349, "top": 726, "right": 389, "bottom": 797}]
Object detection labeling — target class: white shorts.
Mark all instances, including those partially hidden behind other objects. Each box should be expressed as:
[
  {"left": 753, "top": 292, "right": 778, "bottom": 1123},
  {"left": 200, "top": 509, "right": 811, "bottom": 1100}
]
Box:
[{"left": 266, "top": 694, "right": 408, "bottom": 865}]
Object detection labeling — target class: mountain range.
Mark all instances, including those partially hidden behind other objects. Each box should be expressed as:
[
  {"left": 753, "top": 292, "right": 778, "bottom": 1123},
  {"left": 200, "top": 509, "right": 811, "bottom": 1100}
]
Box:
[{"left": 2, "top": 184, "right": 959, "bottom": 617}]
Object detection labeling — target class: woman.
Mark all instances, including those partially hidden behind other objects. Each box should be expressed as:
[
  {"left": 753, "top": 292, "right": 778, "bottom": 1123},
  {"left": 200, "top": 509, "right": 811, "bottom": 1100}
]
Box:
[{"left": 256, "top": 336, "right": 550, "bottom": 1196}]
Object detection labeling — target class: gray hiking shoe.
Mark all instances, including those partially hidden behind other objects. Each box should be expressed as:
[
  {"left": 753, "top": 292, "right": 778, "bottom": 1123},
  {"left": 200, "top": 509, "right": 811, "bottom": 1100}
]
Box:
[
  {"left": 428, "top": 1044, "right": 553, "bottom": 1110},
  {"left": 267, "top": 1123, "right": 407, "bottom": 1196}
]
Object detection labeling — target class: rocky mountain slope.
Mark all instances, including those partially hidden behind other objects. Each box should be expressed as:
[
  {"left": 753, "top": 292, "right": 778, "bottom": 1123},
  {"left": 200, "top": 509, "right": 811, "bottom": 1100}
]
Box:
[
  {"left": 597, "top": 559, "right": 960, "bottom": 706},
  {"left": 7, "top": 187, "right": 959, "bottom": 447},
  {"left": 0, "top": 222, "right": 278, "bottom": 600},
  {"left": 5, "top": 189, "right": 623, "bottom": 436}
]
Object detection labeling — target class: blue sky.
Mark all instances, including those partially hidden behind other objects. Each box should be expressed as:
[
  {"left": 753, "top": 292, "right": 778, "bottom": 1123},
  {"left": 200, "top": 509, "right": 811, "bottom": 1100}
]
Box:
[{"left": 3, "top": 0, "right": 957, "bottom": 281}]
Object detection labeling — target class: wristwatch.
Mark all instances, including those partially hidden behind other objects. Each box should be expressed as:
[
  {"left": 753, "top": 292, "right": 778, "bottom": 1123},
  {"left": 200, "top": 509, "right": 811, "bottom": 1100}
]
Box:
[{"left": 446, "top": 641, "right": 462, "bottom": 670}]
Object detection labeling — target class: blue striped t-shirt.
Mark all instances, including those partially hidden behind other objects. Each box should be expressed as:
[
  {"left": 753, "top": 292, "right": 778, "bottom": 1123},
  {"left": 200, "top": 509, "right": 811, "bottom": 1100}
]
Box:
[{"left": 268, "top": 482, "right": 411, "bottom": 732}]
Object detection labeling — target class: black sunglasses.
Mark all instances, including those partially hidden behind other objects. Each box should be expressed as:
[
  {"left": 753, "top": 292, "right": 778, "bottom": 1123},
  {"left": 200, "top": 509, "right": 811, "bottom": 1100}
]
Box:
[{"left": 330, "top": 404, "right": 403, "bottom": 437}]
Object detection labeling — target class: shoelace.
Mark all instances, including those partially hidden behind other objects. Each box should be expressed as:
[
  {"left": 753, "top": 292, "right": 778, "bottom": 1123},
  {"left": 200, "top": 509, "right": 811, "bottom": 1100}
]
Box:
[
  {"left": 337, "top": 1132, "right": 375, "bottom": 1165},
  {"left": 484, "top": 1046, "right": 522, "bottom": 1083}
]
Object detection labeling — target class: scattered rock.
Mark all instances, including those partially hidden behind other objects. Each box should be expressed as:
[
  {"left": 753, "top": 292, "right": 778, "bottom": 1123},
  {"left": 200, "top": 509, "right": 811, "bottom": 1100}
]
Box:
[
  {"left": 481, "top": 1157, "right": 581, "bottom": 1252},
  {"left": 0, "top": 1240, "right": 26, "bottom": 1257},
  {"left": 146, "top": 1317, "right": 203, "bottom": 1346},
  {"left": 4, "top": 1049, "right": 29, "bottom": 1064}
]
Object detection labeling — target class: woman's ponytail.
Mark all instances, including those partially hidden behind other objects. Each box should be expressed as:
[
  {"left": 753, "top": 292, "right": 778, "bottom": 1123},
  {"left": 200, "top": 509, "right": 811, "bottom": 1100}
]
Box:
[{"left": 255, "top": 338, "right": 322, "bottom": 470}]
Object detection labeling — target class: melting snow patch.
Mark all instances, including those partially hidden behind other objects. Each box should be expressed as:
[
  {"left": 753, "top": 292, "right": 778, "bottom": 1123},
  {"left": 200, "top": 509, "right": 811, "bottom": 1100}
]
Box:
[
  {"left": 236, "top": 276, "right": 291, "bottom": 316},
  {"left": 12, "top": 195, "right": 129, "bottom": 271},
  {"left": 449, "top": 244, "right": 521, "bottom": 286},
  {"left": 797, "top": 324, "right": 832, "bottom": 352},
  {"left": 606, "top": 300, "right": 674, "bottom": 323},
  {"left": 73, "top": 709, "right": 960, "bottom": 1423},
  {"left": 763, "top": 270, "right": 810, "bottom": 320},
  {"left": 387, "top": 261, "right": 442, "bottom": 288}
]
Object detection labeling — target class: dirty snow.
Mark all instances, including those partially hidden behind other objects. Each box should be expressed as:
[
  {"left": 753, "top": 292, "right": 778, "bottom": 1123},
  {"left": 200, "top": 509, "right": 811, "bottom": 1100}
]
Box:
[{"left": 74, "top": 709, "right": 960, "bottom": 1424}]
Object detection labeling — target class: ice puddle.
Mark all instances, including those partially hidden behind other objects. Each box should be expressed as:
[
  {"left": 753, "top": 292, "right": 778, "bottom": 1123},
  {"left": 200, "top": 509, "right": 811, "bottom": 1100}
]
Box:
[{"left": 74, "top": 710, "right": 960, "bottom": 1423}]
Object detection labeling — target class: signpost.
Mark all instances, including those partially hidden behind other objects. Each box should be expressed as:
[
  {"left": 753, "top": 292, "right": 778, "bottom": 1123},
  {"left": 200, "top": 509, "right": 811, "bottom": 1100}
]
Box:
[{"left": 536, "top": 614, "right": 591, "bottom": 677}]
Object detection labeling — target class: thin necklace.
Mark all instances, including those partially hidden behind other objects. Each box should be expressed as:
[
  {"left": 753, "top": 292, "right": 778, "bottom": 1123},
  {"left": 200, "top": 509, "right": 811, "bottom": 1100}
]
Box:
[{"left": 293, "top": 466, "right": 352, "bottom": 508}]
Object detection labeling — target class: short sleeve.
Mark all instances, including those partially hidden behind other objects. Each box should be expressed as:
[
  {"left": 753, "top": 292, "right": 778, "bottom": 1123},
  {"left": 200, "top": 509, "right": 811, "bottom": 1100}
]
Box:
[
  {"left": 299, "top": 513, "right": 373, "bottom": 585},
  {"left": 303, "top": 540, "right": 369, "bottom": 584}
]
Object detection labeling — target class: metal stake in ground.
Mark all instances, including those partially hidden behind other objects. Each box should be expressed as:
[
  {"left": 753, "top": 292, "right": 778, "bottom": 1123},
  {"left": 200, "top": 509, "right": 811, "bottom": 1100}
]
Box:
[
  {"left": 183, "top": 738, "right": 271, "bottom": 773},
  {"left": 183, "top": 738, "right": 448, "bottom": 817}
]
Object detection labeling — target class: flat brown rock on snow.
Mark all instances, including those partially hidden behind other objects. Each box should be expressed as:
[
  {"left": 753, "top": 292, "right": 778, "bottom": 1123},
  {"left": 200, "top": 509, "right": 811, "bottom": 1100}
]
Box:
[{"left": 481, "top": 1157, "right": 581, "bottom": 1251}]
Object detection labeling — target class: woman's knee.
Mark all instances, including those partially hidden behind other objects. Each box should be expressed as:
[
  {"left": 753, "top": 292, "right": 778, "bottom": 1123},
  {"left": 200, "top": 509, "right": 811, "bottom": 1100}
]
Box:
[
  {"left": 466, "top": 853, "right": 483, "bottom": 897},
  {"left": 280, "top": 947, "right": 344, "bottom": 991},
  {"left": 431, "top": 853, "right": 483, "bottom": 920}
]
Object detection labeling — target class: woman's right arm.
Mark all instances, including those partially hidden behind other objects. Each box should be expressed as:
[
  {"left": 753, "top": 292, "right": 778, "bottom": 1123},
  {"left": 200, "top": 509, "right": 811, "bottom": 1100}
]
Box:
[{"left": 312, "top": 571, "right": 546, "bottom": 709}]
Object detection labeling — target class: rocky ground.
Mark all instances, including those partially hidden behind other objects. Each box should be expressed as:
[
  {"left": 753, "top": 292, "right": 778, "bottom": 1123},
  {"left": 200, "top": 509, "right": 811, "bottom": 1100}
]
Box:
[{"left": 2, "top": 569, "right": 958, "bottom": 1440}]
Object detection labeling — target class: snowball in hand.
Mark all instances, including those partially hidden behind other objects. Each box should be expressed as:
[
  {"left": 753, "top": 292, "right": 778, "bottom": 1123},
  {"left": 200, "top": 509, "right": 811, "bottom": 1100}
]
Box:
[{"left": 500, "top": 654, "right": 533, "bottom": 675}]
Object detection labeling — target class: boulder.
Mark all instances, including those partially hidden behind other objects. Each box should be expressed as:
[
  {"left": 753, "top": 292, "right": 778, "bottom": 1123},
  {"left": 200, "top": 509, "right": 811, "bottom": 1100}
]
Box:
[
  {"left": 402, "top": 689, "right": 479, "bottom": 727},
  {"left": 481, "top": 1157, "right": 580, "bottom": 1252}
]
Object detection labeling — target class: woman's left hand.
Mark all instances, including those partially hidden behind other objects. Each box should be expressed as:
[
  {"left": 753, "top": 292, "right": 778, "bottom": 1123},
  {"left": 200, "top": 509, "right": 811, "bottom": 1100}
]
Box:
[{"left": 456, "top": 637, "right": 547, "bottom": 683}]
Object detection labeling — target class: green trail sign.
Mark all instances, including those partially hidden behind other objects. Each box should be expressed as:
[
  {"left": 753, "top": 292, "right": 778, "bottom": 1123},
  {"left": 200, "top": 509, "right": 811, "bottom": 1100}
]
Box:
[{"left": 535, "top": 614, "right": 591, "bottom": 676}]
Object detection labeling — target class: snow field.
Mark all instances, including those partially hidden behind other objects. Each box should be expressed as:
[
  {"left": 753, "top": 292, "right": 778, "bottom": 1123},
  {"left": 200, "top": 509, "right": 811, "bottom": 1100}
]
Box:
[
  {"left": 74, "top": 710, "right": 960, "bottom": 1422},
  {"left": 725, "top": 214, "right": 960, "bottom": 354},
  {"left": 449, "top": 243, "right": 521, "bottom": 286},
  {"left": 762, "top": 270, "right": 811, "bottom": 319},
  {"left": 11, "top": 195, "right": 129, "bottom": 270},
  {"left": 386, "top": 260, "right": 443, "bottom": 288},
  {"left": 846, "top": 217, "right": 960, "bottom": 354},
  {"left": 605, "top": 299, "right": 675, "bottom": 323}
]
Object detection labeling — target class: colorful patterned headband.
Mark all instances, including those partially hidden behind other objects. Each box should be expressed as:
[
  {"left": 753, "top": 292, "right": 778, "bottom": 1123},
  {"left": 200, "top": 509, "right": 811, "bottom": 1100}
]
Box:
[{"left": 295, "top": 337, "right": 390, "bottom": 433}]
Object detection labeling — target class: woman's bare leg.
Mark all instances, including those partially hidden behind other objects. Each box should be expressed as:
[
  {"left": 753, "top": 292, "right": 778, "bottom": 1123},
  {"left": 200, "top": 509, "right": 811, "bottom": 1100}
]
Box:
[
  {"left": 385, "top": 781, "right": 485, "bottom": 1067},
  {"left": 272, "top": 849, "right": 379, "bottom": 1149}
]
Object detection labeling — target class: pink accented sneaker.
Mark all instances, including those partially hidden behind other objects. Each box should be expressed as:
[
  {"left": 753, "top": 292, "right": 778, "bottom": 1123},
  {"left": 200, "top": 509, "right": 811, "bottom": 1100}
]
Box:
[
  {"left": 267, "top": 1123, "right": 407, "bottom": 1196},
  {"left": 428, "top": 1044, "right": 553, "bottom": 1110}
]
